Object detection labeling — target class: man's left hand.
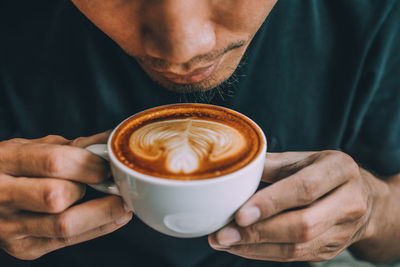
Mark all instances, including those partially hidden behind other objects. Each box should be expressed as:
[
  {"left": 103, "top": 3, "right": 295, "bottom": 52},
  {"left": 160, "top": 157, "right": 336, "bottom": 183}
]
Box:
[{"left": 209, "top": 151, "right": 386, "bottom": 262}]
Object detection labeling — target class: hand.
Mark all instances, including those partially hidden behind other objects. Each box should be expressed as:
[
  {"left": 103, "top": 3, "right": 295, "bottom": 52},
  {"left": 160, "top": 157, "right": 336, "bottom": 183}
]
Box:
[
  {"left": 209, "top": 151, "right": 384, "bottom": 262},
  {"left": 0, "top": 133, "right": 132, "bottom": 260}
]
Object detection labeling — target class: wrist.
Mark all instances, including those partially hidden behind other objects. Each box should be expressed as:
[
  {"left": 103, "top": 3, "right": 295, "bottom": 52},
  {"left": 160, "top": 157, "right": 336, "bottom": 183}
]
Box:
[
  {"left": 350, "top": 169, "right": 393, "bottom": 262},
  {"left": 360, "top": 169, "right": 390, "bottom": 241}
]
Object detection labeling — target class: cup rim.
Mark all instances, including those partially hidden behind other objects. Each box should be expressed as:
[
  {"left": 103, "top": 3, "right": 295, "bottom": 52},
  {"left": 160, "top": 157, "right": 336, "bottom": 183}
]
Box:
[{"left": 107, "top": 103, "right": 267, "bottom": 186}]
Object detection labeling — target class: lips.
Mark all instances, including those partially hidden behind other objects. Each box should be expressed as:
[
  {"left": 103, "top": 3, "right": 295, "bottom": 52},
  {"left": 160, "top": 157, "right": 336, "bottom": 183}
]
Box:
[{"left": 151, "top": 59, "right": 221, "bottom": 84}]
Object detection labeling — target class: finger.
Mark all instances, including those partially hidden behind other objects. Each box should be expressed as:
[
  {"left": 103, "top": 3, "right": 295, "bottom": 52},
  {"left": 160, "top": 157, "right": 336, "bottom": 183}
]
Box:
[
  {"left": 216, "top": 180, "right": 367, "bottom": 245},
  {"left": 217, "top": 191, "right": 338, "bottom": 246},
  {"left": 0, "top": 141, "right": 109, "bottom": 183},
  {"left": 216, "top": 204, "right": 336, "bottom": 246},
  {"left": 209, "top": 235, "right": 306, "bottom": 262},
  {"left": 210, "top": 222, "right": 359, "bottom": 262},
  {"left": 262, "top": 152, "right": 317, "bottom": 183},
  {"left": 29, "top": 135, "right": 71, "bottom": 145},
  {"left": 212, "top": 242, "right": 309, "bottom": 262},
  {"left": 7, "top": 135, "right": 70, "bottom": 146},
  {"left": 209, "top": 234, "right": 310, "bottom": 262},
  {"left": 69, "top": 131, "right": 112, "bottom": 148},
  {"left": 1, "top": 175, "right": 85, "bottom": 213},
  {"left": 20, "top": 195, "right": 131, "bottom": 238},
  {"left": 5, "top": 217, "right": 132, "bottom": 261},
  {"left": 236, "top": 152, "right": 355, "bottom": 226}
]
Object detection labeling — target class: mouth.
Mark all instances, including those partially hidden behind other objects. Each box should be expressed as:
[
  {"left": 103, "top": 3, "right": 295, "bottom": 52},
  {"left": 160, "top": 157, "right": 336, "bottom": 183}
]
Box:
[{"left": 153, "top": 58, "right": 222, "bottom": 85}]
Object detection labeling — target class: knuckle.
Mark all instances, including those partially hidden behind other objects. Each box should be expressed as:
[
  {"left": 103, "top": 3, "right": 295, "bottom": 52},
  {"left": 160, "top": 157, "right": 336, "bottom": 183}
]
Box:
[
  {"left": 43, "top": 135, "right": 68, "bottom": 144},
  {"left": 43, "top": 149, "right": 65, "bottom": 176},
  {"left": 69, "top": 137, "right": 85, "bottom": 147},
  {"left": 326, "top": 150, "right": 360, "bottom": 180},
  {"left": 42, "top": 181, "right": 70, "bottom": 213},
  {"left": 341, "top": 155, "right": 360, "bottom": 179},
  {"left": 320, "top": 150, "right": 338, "bottom": 158},
  {"left": 341, "top": 189, "right": 368, "bottom": 222},
  {"left": 54, "top": 214, "right": 74, "bottom": 238},
  {"left": 258, "top": 192, "right": 279, "bottom": 216},
  {"left": 321, "top": 150, "right": 344, "bottom": 164},
  {"left": 346, "top": 201, "right": 367, "bottom": 221},
  {"left": 296, "top": 214, "right": 316, "bottom": 242},
  {"left": 354, "top": 198, "right": 368, "bottom": 217},
  {"left": 296, "top": 177, "right": 317, "bottom": 204},
  {"left": 292, "top": 243, "right": 308, "bottom": 259},
  {"left": 105, "top": 197, "right": 123, "bottom": 220},
  {"left": 246, "top": 224, "right": 263, "bottom": 243},
  {"left": 284, "top": 243, "right": 302, "bottom": 259}
]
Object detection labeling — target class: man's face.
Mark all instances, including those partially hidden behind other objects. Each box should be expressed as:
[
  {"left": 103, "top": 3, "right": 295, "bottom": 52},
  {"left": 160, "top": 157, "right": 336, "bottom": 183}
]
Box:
[{"left": 71, "top": 0, "right": 277, "bottom": 92}]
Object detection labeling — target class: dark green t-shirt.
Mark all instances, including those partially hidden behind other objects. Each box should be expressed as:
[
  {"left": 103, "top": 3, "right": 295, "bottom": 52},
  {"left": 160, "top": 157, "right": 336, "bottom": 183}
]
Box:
[{"left": 1, "top": 0, "right": 400, "bottom": 266}]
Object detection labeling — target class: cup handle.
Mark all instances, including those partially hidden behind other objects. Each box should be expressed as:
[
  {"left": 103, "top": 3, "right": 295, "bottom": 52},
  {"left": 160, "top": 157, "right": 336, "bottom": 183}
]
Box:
[{"left": 86, "top": 144, "right": 121, "bottom": 196}]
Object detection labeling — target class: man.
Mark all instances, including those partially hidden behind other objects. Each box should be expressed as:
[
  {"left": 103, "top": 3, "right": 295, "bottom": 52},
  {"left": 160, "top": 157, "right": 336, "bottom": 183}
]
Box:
[{"left": 1, "top": 0, "right": 399, "bottom": 266}]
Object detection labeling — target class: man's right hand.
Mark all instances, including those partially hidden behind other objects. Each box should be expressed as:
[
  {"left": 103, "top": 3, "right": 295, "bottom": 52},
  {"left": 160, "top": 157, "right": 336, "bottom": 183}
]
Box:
[{"left": 0, "top": 134, "right": 132, "bottom": 260}]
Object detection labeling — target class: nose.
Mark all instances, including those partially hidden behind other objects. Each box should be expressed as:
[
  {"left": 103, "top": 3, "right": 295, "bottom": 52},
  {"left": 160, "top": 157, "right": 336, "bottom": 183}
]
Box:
[{"left": 142, "top": 0, "right": 216, "bottom": 65}]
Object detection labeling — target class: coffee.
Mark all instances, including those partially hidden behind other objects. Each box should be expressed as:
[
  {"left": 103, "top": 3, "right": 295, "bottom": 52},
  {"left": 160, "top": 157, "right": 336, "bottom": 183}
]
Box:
[{"left": 111, "top": 104, "right": 264, "bottom": 180}]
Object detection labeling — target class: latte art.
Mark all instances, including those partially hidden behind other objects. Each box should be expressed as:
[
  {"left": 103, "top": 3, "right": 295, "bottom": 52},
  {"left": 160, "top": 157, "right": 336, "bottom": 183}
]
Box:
[
  {"left": 129, "top": 119, "right": 246, "bottom": 174},
  {"left": 112, "top": 104, "right": 264, "bottom": 180}
]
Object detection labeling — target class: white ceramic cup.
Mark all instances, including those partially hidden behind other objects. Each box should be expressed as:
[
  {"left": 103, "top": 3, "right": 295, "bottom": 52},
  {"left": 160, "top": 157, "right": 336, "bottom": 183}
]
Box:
[{"left": 86, "top": 105, "right": 267, "bottom": 238}]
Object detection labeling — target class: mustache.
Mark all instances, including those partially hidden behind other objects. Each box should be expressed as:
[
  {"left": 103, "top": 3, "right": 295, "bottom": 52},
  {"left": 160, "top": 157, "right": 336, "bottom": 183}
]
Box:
[{"left": 135, "top": 40, "right": 246, "bottom": 70}]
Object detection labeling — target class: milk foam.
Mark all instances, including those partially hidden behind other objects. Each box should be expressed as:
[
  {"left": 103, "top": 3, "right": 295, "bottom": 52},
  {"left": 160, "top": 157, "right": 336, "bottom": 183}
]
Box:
[{"left": 129, "top": 119, "right": 246, "bottom": 174}]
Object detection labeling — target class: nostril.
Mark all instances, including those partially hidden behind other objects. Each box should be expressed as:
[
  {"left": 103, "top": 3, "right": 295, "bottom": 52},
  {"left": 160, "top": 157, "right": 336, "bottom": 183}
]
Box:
[{"left": 142, "top": 21, "right": 216, "bottom": 64}]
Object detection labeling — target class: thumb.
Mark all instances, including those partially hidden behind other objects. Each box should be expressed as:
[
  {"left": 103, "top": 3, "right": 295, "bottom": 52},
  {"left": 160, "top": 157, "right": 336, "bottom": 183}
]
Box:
[
  {"left": 262, "top": 151, "right": 318, "bottom": 183},
  {"left": 69, "top": 130, "right": 112, "bottom": 148}
]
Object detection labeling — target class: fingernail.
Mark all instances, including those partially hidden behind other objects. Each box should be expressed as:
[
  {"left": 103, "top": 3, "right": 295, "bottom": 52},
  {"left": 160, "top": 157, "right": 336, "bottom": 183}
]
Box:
[
  {"left": 217, "top": 227, "right": 241, "bottom": 246},
  {"left": 115, "top": 213, "right": 132, "bottom": 225},
  {"left": 210, "top": 243, "right": 231, "bottom": 250},
  {"left": 123, "top": 202, "right": 132, "bottom": 212},
  {"left": 238, "top": 206, "right": 260, "bottom": 226}
]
